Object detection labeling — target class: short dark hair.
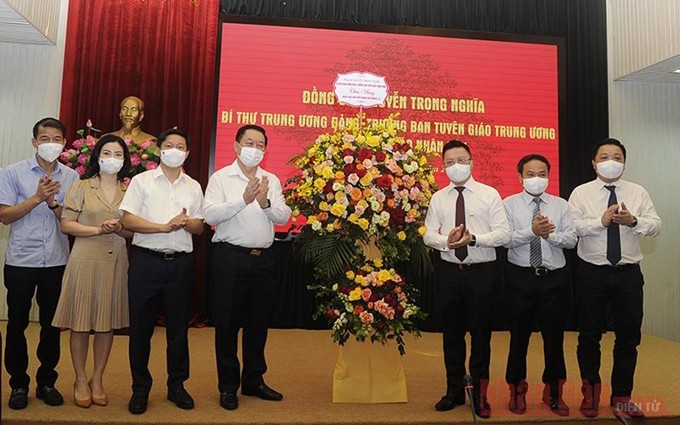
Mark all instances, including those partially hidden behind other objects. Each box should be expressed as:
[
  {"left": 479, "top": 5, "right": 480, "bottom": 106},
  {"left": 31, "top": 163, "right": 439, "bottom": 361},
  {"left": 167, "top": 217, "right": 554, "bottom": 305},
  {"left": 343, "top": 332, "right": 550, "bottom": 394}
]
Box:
[
  {"left": 156, "top": 128, "right": 190, "bottom": 149},
  {"left": 442, "top": 140, "right": 471, "bottom": 158},
  {"left": 517, "top": 154, "right": 551, "bottom": 174},
  {"left": 236, "top": 124, "right": 268, "bottom": 146},
  {"left": 82, "top": 134, "right": 132, "bottom": 181},
  {"left": 592, "top": 137, "right": 626, "bottom": 160},
  {"left": 33, "top": 117, "right": 66, "bottom": 139}
]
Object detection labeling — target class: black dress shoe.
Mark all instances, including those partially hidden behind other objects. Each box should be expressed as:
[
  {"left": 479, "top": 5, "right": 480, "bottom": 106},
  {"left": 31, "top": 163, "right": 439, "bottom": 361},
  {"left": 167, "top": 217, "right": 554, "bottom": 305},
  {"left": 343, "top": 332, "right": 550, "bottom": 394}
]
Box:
[
  {"left": 242, "top": 383, "right": 283, "bottom": 401},
  {"left": 435, "top": 393, "right": 466, "bottom": 411},
  {"left": 168, "top": 387, "right": 195, "bottom": 410},
  {"left": 36, "top": 385, "right": 64, "bottom": 406},
  {"left": 219, "top": 392, "right": 239, "bottom": 410},
  {"left": 9, "top": 388, "right": 28, "bottom": 410},
  {"left": 128, "top": 392, "right": 149, "bottom": 414}
]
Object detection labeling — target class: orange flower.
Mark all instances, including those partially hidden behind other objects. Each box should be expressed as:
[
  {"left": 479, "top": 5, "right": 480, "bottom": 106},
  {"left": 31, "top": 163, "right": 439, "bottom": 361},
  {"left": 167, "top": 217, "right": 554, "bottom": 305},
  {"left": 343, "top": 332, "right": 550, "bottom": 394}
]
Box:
[
  {"left": 317, "top": 212, "right": 329, "bottom": 221},
  {"left": 363, "top": 189, "right": 372, "bottom": 198},
  {"left": 335, "top": 171, "right": 346, "bottom": 180},
  {"left": 353, "top": 305, "right": 364, "bottom": 314},
  {"left": 350, "top": 188, "right": 363, "bottom": 201},
  {"left": 386, "top": 199, "right": 396, "bottom": 208}
]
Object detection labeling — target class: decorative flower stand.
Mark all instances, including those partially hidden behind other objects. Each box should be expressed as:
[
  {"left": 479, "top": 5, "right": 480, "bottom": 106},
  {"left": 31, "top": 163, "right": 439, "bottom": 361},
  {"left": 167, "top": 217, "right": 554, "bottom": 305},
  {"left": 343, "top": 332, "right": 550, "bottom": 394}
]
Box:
[{"left": 332, "top": 338, "right": 408, "bottom": 403}]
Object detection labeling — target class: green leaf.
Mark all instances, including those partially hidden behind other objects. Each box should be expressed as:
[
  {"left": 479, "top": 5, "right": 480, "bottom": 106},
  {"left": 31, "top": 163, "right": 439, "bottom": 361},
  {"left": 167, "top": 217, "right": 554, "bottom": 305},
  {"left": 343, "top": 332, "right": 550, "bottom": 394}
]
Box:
[{"left": 292, "top": 232, "right": 360, "bottom": 279}]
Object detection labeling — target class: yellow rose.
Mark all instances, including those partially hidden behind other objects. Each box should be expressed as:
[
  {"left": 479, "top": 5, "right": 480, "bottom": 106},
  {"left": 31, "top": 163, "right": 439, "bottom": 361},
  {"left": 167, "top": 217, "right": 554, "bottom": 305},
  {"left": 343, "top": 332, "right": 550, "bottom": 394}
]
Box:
[
  {"left": 330, "top": 202, "right": 346, "bottom": 217},
  {"left": 359, "top": 173, "right": 373, "bottom": 187},
  {"left": 354, "top": 275, "right": 368, "bottom": 286},
  {"left": 319, "top": 201, "right": 329, "bottom": 211},
  {"left": 418, "top": 226, "right": 427, "bottom": 236},
  {"left": 373, "top": 258, "right": 383, "bottom": 268},
  {"left": 377, "top": 269, "right": 392, "bottom": 282},
  {"left": 366, "top": 135, "right": 380, "bottom": 147},
  {"left": 307, "top": 216, "right": 318, "bottom": 224},
  {"left": 348, "top": 287, "right": 362, "bottom": 301},
  {"left": 348, "top": 213, "right": 359, "bottom": 223},
  {"left": 322, "top": 166, "right": 334, "bottom": 179},
  {"left": 346, "top": 270, "right": 355, "bottom": 280},
  {"left": 357, "top": 218, "right": 369, "bottom": 230},
  {"left": 326, "top": 223, "right": 335, "bottom": 232},
  {"left": 397, "top": 231, "right": 406, "bottom": 241},
  {"left": 314, "top": 178, "right": 326, "bottom": 190}
]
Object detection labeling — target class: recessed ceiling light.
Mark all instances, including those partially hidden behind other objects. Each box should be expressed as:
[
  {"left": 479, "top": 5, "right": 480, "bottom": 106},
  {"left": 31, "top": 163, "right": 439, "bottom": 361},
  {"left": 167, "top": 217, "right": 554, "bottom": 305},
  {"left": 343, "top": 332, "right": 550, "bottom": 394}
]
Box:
[{"left": 672, "top": 69, "right": 680, "bottom": 74}]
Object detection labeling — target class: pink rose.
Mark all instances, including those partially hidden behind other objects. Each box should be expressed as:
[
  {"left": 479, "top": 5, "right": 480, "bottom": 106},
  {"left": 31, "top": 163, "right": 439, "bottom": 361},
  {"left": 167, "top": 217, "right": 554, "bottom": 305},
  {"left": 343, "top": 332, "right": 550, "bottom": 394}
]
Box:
[
  {"left": 361, "top": 288, "right": 372, "bottom": 302},
  {"left": 145, "top": 161, "right": 158, "bottom": 170},
  {"left": 86, "top": 135, "right": 96, "bottom": 148},
  {"left": 72, "top": 139, "right": 84, "bottom": 149},
  {"left": 359, "top": 311, "right": 374, "bottom": 324},
  {"left": 75, "top": 165, "right": 86, "bottom": 176},
  {"left": 130, "top": 154, "right": 141, "bottom": 166},
  {"left": 77, "top": 153, "right": 88, "bottom": 164},
  {"left": 139, "top": 140, "right": 153, "bottom": 150}
]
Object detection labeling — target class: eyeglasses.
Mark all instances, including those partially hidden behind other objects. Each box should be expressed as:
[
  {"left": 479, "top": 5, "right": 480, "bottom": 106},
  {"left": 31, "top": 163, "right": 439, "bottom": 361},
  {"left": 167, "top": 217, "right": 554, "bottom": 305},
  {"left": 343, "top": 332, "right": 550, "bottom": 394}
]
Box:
[{"left": 443, "top": 157, "right": 471, "bottom": 167}]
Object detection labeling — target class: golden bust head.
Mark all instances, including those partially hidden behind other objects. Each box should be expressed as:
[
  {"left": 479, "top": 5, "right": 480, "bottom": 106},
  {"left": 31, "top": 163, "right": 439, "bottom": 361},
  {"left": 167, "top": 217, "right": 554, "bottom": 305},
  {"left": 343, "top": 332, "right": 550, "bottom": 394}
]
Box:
[{"left": 106, "top": 95, "right": 156, "bottom": 143}]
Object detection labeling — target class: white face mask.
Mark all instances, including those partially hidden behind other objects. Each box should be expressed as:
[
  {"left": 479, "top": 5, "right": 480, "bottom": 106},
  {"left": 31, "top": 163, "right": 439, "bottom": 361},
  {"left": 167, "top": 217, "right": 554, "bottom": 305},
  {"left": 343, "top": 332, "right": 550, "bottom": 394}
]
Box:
[
  {"left": 99, "top": 157, "right": 124, "bottom": 175},
  {"left": 160, "top": 148, "right": 187, "bottom": 168},
  {"left": 37, "top": 142, "right": 63, "bottom": 163},
  {"left": 445, "top": 163, "right": 471, "bottom": 184},
  {"left": 238, "top": 146, "right": 264, "bottom": 168},
  {"left": 523, "top": 177, "right": 549, "bottom": 195},
  {"left": 596, "top": 160, "right": 624, "bottom": 180}
]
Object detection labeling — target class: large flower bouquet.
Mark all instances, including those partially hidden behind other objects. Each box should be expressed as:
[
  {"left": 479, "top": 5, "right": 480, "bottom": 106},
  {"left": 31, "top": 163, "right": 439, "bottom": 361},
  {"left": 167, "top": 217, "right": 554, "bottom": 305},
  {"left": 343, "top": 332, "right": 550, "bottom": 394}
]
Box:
[
  {"left": 310, "top": 258, "right": 425, "bottom": 355},
  {"left": 285, "top": 114, "right": 437, "bottom": 353},
  {"left": 60, "top": 121, "right": 160, "bottom": 176}
]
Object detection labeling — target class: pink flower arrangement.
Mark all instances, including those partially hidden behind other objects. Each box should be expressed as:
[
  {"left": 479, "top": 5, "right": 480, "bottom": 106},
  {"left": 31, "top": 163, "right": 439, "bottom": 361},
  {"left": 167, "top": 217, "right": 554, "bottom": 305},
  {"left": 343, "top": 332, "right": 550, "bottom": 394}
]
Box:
[{"left": 59, "top": 120, "right": 160, "bottom": 177}]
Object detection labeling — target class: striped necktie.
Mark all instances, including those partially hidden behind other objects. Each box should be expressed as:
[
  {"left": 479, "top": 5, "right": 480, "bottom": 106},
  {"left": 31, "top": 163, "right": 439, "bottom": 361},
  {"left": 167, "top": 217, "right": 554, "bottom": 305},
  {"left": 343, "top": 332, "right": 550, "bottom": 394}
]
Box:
[{"left": 529, "top": 197, "right": 542, "bottom": 268}]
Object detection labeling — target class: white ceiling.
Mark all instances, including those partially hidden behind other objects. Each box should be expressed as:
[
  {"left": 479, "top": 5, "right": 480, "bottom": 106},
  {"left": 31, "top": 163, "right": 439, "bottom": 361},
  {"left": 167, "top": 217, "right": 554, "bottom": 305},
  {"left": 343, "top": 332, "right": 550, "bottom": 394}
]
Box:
[
  {"left": 616, "top": 54, "right": 680, "bottom": 85},
  {"left": 0, "top": 0, "right": 58, "bottom": 45}
]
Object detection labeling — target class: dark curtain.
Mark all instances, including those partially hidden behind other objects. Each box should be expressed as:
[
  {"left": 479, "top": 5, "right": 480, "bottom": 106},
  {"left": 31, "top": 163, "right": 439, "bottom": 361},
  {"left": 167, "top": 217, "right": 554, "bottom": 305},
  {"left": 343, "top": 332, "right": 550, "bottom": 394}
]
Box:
[
  {"left": 60, "top": 0, "right": 220, "bottom": 325},
  {"left": 218, "top": 0, "right": 608, "bottom": 331}
]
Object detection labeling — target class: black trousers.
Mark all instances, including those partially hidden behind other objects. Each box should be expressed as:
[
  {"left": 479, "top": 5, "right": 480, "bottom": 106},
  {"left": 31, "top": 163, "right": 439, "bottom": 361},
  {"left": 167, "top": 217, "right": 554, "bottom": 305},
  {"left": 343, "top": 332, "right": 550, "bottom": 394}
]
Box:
[
  {"left": 213, "top": 242, "right": 276, "bottom": 393},
  {"left": 505, "top": 264, "right": 568, "bottom": 385},
  {"left": 3, "top": 265, "right": 64, "bottom": 390},
  {"left": 436, "top": 261, "right": 496, "bottom": 396},
  {"left": 576, "top": 260, "right": 644, "bottom": 397},
  {"left": 127, "top": 248, "right": 193, "bottom": 394}
]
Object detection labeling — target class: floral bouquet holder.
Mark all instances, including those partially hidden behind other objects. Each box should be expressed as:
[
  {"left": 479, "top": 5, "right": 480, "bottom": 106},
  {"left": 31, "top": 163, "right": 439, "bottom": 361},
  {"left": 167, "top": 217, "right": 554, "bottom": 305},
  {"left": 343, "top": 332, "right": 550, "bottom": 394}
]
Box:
[{"left": 286, "top": 115, "right": 437, "bottom": 403}]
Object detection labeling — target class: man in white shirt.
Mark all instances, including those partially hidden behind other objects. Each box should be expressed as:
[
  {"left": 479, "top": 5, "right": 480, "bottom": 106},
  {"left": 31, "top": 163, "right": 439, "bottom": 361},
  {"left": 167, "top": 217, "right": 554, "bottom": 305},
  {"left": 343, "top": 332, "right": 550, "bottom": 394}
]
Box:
[
  {"left": 568, "top": 138, "right": 661, "bottom": 419},
  {"left": 119, "top": 128, "right": 204, "bottom": 415},
  {"left": 423, "top": 140, "right": 511, "bottom": 418},
  {"left": 503, "top": 154, "right": 576, "bottom": 416},
  {"left": 203, "top": 125, "right": 291, "bottom": 411}
]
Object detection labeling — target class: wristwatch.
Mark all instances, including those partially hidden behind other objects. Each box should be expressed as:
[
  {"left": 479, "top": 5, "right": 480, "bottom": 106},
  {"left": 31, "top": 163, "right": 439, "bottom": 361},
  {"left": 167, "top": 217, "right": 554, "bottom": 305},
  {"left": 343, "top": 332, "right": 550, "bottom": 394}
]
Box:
[
  {"left": 48, "top": 201, "right": 60, "bottom": 210},
  {"left": 263, "top": 199, "right": 271, "bottom": 209},
  {"left": 629, "top": 217, "right": 638, "bottom": 227},
  {"left": 468, "top": 234, "right": 477, "bottom": 246}
]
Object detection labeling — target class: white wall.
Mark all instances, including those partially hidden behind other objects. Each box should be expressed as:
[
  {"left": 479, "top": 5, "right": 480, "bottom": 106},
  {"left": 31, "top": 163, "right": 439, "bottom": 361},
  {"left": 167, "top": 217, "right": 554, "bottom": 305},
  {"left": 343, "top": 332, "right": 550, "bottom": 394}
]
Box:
[
  {"left": 0, "top": 0, "right": 69, "bottom": 320},
  {"left": 607, "top": 0, "right": 680, "bottom": 341}
]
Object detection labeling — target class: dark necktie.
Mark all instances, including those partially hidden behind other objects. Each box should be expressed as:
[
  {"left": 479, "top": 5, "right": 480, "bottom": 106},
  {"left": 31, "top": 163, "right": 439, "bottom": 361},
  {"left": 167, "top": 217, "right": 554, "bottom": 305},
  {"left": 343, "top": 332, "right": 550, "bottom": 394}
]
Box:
[
  {"left": 454, "top": 186, "right": 468, "bottom": 261},
  {"left": 529, "top": 197, "right": 542, "bottom": 267},
  {"left": 605, "top": 185, "right": 621, "bottom": 265}
]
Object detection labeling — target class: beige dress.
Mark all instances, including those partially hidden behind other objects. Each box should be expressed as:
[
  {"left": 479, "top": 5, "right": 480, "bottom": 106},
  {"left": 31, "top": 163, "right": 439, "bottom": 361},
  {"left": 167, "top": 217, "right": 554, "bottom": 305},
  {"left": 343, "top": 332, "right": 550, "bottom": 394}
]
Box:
[{"left": 52, "top": 177, "right": 129, "bottom": 332}]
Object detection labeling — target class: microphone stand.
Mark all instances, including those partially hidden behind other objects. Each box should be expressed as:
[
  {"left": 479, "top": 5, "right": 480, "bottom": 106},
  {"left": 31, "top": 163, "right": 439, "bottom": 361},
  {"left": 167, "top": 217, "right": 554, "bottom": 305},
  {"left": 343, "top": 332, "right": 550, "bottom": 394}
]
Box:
[{"left": 464, "top": 375, "right": 477, "bottom": 425}]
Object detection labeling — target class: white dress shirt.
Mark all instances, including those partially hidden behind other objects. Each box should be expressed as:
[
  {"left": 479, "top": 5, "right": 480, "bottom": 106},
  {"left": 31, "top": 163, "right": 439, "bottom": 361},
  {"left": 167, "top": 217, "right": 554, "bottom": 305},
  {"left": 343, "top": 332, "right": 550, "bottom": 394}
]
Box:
[
  {"left": 119, "top": 167, "right": 204, "bottom": 253},
  {"left": 504, "top": 190, "right": 577, "bottom": 270},
  {"left": 568, "top": 178, "right": 661, "bottom": 265},
  {"left": 203, "top": 160, "right": 291, "bottom": 248},
  {"left": 424, "top": 177, "right": 511, "bottom": 264}
]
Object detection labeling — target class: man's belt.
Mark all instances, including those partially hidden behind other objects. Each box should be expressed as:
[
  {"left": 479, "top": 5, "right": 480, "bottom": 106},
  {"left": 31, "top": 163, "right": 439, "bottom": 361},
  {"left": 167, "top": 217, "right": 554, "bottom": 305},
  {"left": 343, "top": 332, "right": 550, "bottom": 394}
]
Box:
[
  {"left": 134, "top": 246, "right": 189, "bottom": 261},
  {"left": 220, "top": 241, "right": 268, "bottom": 257}
]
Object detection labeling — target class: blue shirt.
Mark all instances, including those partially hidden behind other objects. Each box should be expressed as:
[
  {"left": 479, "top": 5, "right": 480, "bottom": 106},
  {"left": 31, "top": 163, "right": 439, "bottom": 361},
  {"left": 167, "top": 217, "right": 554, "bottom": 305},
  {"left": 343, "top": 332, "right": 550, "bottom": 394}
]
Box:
[
  {"left": 503, "top": 190, "right": 577, "bottom": 270},
  {"left": 0, "top": 156, "right": 79, "bottom": 267}
]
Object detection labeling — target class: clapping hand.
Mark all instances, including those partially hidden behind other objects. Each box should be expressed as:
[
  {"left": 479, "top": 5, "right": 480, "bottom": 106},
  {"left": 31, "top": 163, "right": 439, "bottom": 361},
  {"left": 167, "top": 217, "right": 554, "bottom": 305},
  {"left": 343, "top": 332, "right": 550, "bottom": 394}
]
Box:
[
  {"left": 167, "top": 208, "right": 189, "bottom": 232},
  {"left": 36, "top": 175, "right": 61, "bottom": 205},
  {"left": 612, "top": 202, "right": 636, "bottom": 226},
  {"left": 601, "top": 204, "right": 619, "bottom": 227},
  {"left": 447, "top": 224, "right": 472, "bottom": 249},
  {"left": 243, "top": 177, "right": 260, "bottom": 205},
  {"left": 532, "top": 213, "right": 556, "bottom": 239},
  {"left": 99, "top": 219, "right": 121, "bottom": 234},
  {"left": 256, "top": 176, "right": 269, "bottom": 208}
]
